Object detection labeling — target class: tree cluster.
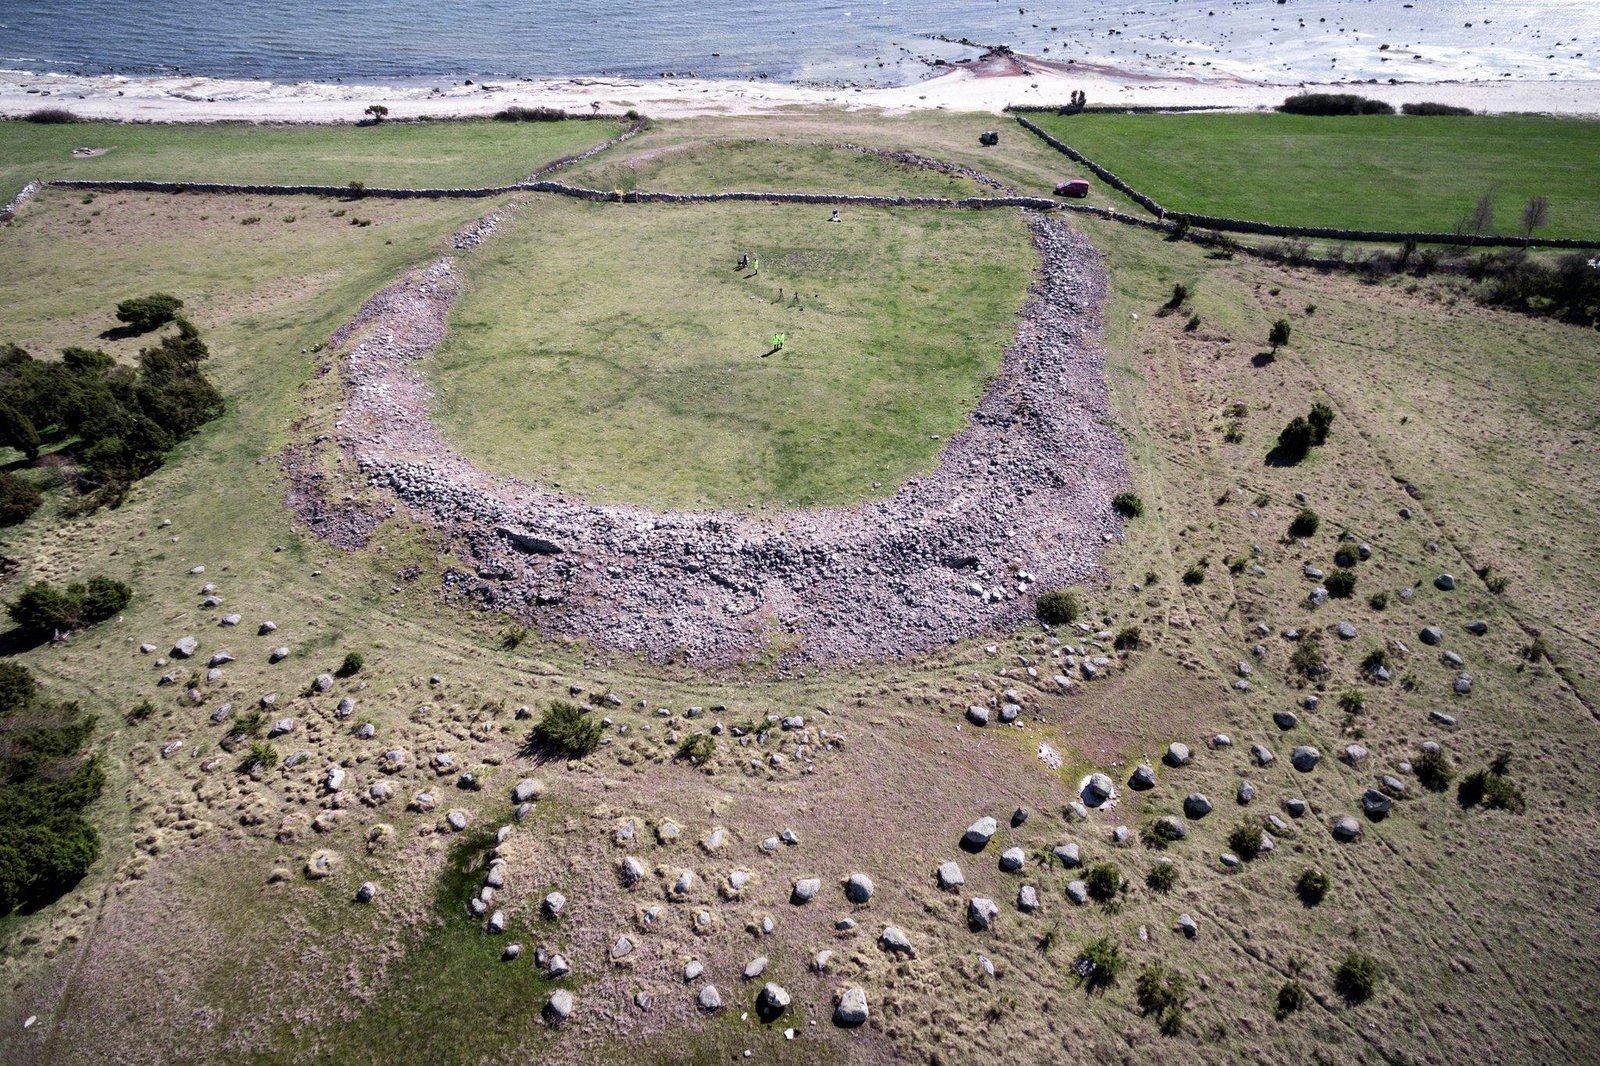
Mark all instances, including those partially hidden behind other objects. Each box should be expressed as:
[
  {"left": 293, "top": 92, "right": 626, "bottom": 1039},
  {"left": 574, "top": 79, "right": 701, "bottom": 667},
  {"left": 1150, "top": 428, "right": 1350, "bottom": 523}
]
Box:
[
  {"left": 0, "top": 306, "right": 224, "bottom": 509},
  {"left": 0, "top": 662, "right": 104, "bottom": 914}
]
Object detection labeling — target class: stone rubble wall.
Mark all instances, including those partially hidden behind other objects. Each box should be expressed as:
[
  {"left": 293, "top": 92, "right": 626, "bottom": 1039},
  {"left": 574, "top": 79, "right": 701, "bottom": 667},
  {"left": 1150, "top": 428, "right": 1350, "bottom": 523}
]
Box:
[
  {"left": 41, "top": 175, "right": 1061, "bottom": 212},
  {"left": 0, "top": 180, "right": 41, "bottom": 223}
]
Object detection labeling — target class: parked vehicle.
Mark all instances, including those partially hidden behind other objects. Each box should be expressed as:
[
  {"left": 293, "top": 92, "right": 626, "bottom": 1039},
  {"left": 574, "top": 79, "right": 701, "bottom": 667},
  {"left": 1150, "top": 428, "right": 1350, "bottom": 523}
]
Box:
[{"left": 1054, "top": 179, "right": 1091, "bottom": 198}]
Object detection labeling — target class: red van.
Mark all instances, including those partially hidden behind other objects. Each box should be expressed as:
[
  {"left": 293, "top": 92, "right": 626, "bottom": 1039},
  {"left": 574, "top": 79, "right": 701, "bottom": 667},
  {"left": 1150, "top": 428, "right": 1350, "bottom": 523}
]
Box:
[{"left": 1055, "top": 179, "right": 1091, "bottom": 198}]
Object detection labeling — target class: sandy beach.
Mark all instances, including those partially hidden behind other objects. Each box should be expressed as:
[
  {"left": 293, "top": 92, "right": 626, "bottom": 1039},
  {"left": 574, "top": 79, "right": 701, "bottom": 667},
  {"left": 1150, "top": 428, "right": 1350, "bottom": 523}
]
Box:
[{"left": 5, "top": 52, "right": 1600, "bottom": 122}]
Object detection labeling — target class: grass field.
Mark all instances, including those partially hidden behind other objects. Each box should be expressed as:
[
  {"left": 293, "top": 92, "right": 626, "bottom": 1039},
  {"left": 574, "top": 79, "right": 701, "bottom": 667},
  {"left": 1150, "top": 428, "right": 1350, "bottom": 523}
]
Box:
[
  {"left": 564, "top": 138, "right": 994, "bottom": 197},
  {"left": 429, "top": 196, "right": 1032, "bottom": 508},
  {"left": 0, "top": 117, "right": 624, "bottom": 203},
  {"left": 3, "top": 115, "right": 1600, "bottom": 1064},
  {"left": 1030, "top": 112, "right": 1600, "bottom": 239}
]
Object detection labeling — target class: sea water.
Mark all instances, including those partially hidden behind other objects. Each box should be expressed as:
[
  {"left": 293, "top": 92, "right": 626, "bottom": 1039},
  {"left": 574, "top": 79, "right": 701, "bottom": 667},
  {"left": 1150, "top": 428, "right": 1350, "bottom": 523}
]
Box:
[{"left": 1, "top": 0, "right": 1595, "bottom": 87}]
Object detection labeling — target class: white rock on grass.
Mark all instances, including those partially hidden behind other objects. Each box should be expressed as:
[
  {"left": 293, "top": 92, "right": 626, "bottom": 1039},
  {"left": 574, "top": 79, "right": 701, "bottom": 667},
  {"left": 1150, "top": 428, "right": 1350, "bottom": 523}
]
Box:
[
  {"left": 844, "top": 872, "right": 874, "bottom": 903},
  {"left": 697, "top": 984, "right": 723, "bottom": 1011},
  {"left": 791, "top": 878, "right": 821, "bottom": 904},
  {"left": 937, "top": 861, "right": 966, "bottom": 890},
  {"left": 878, "top": 926, "right": 915, "bottom": 957}
]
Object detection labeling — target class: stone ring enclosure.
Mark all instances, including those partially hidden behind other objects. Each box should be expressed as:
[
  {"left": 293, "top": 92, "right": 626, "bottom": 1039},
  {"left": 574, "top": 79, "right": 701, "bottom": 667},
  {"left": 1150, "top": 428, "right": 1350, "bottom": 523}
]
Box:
[{"left": 312, "top": 202, "right": 1129, "bottom": 664}]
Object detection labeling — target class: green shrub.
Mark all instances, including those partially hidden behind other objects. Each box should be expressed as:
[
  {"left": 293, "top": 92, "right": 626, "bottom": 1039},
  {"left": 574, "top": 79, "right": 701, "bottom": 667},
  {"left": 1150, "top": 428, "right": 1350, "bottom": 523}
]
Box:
[
  {"left": 528, "top": 699, "right": 604, "bottom": 757},
  {"left": 1308, "top": 402, "right": 1335, "bottom": 444},
  {"left": 1277, "top": 418, "right": 1315, "bottom": 463},
  {"left": 0, "top": 471, "right": 43, "bottom": 527},
  {"left": 1333, "top": 951, "right": 1382, "bottom": 1003},
  {"left": 1114, "top": 625, "right": 1143, "bottom": 651},
  {"left": 1076, "top": 935, "right": 1125, "bottom": 991},
  {"left": 1136, "top": 963, "right": 1191, "bottom": 1034},
  {"left": 1290, "top": 631, "right": 1325, "bottom": 678},
  {"left": 1112, "top": 491, "right": 1144, "bottom": 518},
  {"left": 499, "top": 626, "right": 528, "bottom": 651},
  {"left": 1369, "top": 591, "right": 1389, "bottom": 611},
  {"left": 1325, "top": 568, "right": 1356, "bottom": 597},
  {"left": 493, "top": 105, "right": 568, "bottom": 121},
  {"left": 1276, "top": 979, "right": 1308, "bottom": 1018},
  {"left": 1146, "top": 861, "right": 1178, "bottom": 893},
  {"left": 1279, "top": 93, "right": 1395, "bottom": 116},
  {"left": 1295, "top": 867, "right": 1330, "bottom": 905},
  {"left": 231, "top": 709, "right": 265, "bottom": 738},
  {"left": 125, "top": 699, "right": 155, "bottom": 723},
  {"left": 1268, "top": 318, "right": 1292, "bottom": 351},
  {"left": 1520, "top": 635, "right": 1550, "bottom": 662},
  {"left": 242, "top": 741, "right": 278, "bottom": 771},
  {"left": 1402, "top": 101, "right": 1473, "bottom": 116},
  {"left": 1166, "top": 282, "right": 1190, "bottom": 309},
  {"left": 0, "top": 405, "right": 42, "bottom": 462},
  {"left": 0, "top": 662, "right": 39, "bottom": 714},
  {"left": 1182, "top": 562, "right": 1206, "bottom": 585},
  {"left": 24, "top": 107, "right": 81, "bottom": 123},
  {"left": 1458, "top": 766, "right": 1526, "bottom": 813},
  {"left": 335, "top": 652, "right": 364, "bottom": 678},
  {"left": 677, "top": 732, "right": 715, "bottom": 765},
  {"left": 1415, "top": 748, "right": 1454, "bottom": 792},
  {"left": 1141, "top": 818, "right": 1183, "bottom": 849},
  {"left": 0, "top": 684, "right": 103, "bottom": 914},
  {"left": 1288, "top": 508, "right": 1320, "bottom": 538},
  {"left": 1332, "top": 544, "right": 1358, "bottom": 567},
  {"left": 1085, "top": 861, "right": 1121, "bottom": 902},
  {"left": 1035, "top": 589, "right": 1081, "bottom": 627},
  {"left": 1339, "top": 688, "right": 1367, "bottom": 713},
  {"left": 114, "top": 293, "right": 184, "bottom": 334},
  {"left": 1228, "top": 821, "right": 1264, "bottom": 860},
  {"left": 7, "top": 577, "right": 131, "bottom": 636},
  {"left": 347, "top": 181, "right": 366, "bottom": 198}
]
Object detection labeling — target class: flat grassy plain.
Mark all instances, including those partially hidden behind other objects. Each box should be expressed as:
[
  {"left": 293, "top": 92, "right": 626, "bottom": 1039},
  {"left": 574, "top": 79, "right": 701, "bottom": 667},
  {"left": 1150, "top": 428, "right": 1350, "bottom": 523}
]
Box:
[
  {"left": 1031, "top": 111, "right": 1600, "bottom": 239},
  {"left": 430, "top": 195, "right": 1031, "bottom": 508},
  {"left": 565, "top": 137, "right": 993, "bottom": 196},
  {"left": 0, "top": 117, "right": 623, "bottom": 202},
  {"left": 1, "top": 115, "right": 1599, "bottom": 1064}
]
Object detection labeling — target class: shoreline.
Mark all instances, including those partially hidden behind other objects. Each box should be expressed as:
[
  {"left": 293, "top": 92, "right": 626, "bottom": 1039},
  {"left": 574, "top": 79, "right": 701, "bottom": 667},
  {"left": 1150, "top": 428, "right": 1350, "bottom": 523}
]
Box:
[{"left": 5, "top": 53, "right": 1600, "bottom": 122}]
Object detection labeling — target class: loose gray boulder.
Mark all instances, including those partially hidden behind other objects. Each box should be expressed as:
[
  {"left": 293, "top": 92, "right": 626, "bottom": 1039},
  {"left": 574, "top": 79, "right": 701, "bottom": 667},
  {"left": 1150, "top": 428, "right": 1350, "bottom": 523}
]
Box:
[
  {"left": 1331, "top": 815, "right": 1363, "bottom": 842},
  {"left": 1165, "top": 742, "right": 1192, "bottom": 767},
  {"left": 937, "top": 861, "right": 966, "bottom": 890},
  {"left": 697, "top": 984, "right": 723, "bottom": 1011},
  {"left": 834, "top": 986, "right": 869, "bottom": 1028},
  {"left": 1291, "top": 745, "right": 1321, "bottom": 772},
  {"left": 845, "top": 872, "right": 874, "bottom": 904},
  {"left": 1066, "top": 880, "right": 1089, "bottom": 904},
  {"left": 545, "top": 989, "right": 574, "bottom": 1023},
  {"left": 759, "top": 982, "right": 791, "bottom": 1016},
  {"left": 1183, "top": 793, "right": 1213, "bottom": 819},
  {"left": 1129, "top": 764, "right": 1157, "bottom": 790},
  {"left": 999, "top": 846, "right": 1025, "bottom": 873},
  {"left": 1018, "top": 884, "right": 1041, "bottom": 912},
  {"left": 1083, "top": 772, "right": 1115, "bottom": 805},
  {"left": 962, "top": 816, "right": 999, "bottom": 849},
  {"left": 1362, "top": 789, "right": 1393, "bottom": 819},
  {"left": 967, "top": 896, "right": 1000, "bottom": 930},
  {"left": 791, "top": 877, "right": 821, "bottom": 904},
  {"left": 172, "top": 636, "right": 198, "bottom": 659},
  {"left": 879, "top": 926, "right": 915, "bottom": 956}
]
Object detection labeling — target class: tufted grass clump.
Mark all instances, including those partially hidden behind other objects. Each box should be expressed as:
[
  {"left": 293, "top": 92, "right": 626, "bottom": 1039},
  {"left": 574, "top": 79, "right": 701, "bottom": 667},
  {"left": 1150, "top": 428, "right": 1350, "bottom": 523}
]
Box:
[
  {"left": 1228, "top": 821, "right": 1264, "bottom": 860},
  {"left": 1146, "top": 861, "right": 1178, "bottom": 893},
  {"left": 1288, "top": 508, "right": 1320, "bottom": 538},
  {"left": 676, "top": 732, "right": 715, "bottom": 765}
]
